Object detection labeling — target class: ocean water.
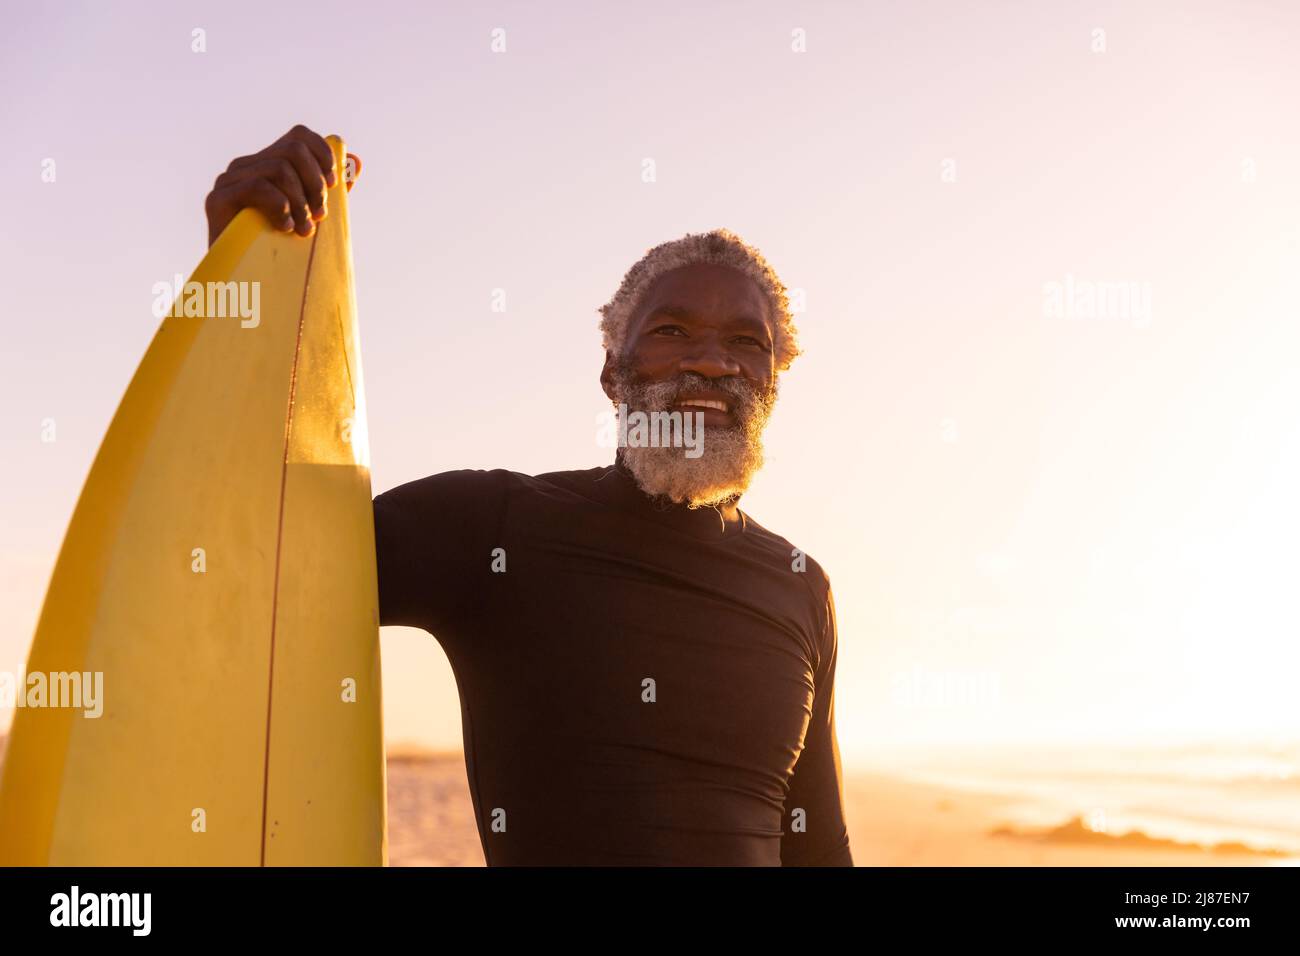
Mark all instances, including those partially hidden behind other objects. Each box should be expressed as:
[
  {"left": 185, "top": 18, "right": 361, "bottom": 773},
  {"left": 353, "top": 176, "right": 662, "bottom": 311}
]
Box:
[{"left": 879, "top": 741, "right": 1300, "bottom": 857}]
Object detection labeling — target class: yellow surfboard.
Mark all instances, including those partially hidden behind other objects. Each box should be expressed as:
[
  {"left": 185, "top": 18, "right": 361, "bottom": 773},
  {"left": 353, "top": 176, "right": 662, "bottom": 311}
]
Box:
[{"left": 0, "top": 136, "right": 386, "bottom": 865}]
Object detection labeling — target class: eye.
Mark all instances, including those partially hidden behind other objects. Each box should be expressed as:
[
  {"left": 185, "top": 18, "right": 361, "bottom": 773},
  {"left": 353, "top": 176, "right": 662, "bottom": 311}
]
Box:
[
  {"left": 651, "top": 324, "right": 687, "bottom": 336},
  {"left": 735, "top": 335, "right": 770, "bottom": 350}
]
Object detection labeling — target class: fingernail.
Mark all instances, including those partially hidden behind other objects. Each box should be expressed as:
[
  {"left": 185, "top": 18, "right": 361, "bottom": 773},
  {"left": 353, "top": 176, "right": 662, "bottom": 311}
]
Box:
[
  {"left": 281, "top": 216, "right": 294, "bottom": 231},
  {"left": 326, "top": 169, "right": 337, "bottom": 186}
]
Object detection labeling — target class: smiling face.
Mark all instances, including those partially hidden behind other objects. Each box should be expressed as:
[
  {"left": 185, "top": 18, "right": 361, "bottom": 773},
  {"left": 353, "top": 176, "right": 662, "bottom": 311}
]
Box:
[{"left": 600, "top": 262, "right": 780, "bottom": 508}]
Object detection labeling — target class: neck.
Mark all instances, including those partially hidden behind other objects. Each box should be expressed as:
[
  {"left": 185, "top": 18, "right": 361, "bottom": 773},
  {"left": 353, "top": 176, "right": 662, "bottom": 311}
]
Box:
[
  {"left": 613, "top": 449, "right": 745, "bottom": 533},
  {"left": 705, "top": 497, "right": 744, "bottom": 533}
]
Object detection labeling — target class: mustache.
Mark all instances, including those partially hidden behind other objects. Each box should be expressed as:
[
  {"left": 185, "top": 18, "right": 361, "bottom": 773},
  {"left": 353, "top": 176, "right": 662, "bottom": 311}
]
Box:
[{"left": 615, "top": 368, "right": 777, "bottom": 423}]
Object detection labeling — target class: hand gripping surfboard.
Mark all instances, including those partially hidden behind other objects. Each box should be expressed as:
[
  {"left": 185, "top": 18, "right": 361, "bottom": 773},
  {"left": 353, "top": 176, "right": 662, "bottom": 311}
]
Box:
[{"left": 0, "top": 136, "right": 387, "bottom": 865}]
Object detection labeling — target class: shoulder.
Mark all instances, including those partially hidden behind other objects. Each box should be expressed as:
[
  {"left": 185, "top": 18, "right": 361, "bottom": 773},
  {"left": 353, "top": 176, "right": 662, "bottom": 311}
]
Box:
[
  {"left": 740, "top": 511, "right": 833, "bottom": 598},
  {"left": 373, "top": 468, "right": 517, "bottom": 513},
  {"left": 373, "top": 465, "right": 615, "bottom": 515},
  {"left": 738, "top": 511, "right": 836, "bottom": 650},
  {"left": 530, "top": 464, "right": 618, "bottom": 495}
]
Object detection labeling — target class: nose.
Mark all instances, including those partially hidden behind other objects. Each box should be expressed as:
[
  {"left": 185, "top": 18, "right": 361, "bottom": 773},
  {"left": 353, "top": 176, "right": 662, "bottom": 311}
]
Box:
[{"left": 677, "top": 339, "right": 740, "bottom": 379}]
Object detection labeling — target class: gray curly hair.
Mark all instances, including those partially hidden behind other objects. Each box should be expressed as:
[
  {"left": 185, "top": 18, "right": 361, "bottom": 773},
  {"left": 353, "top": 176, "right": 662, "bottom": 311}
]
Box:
[{"left": 597, "top": 228, "right": 801, "bottom": 372}]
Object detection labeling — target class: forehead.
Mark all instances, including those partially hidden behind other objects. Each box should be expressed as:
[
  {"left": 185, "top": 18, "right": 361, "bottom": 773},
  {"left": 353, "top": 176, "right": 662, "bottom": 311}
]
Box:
[{"left": 632, "top": 263, "right": 771, "bottom": 327}]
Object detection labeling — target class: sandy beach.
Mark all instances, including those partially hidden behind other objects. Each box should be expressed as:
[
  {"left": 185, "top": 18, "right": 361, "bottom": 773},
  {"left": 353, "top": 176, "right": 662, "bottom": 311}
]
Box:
[
  {"left": 839, "top": 770, "right": 1288, "bottom": 868},
  {"left": 384, "top": 749, "right": 1293, "bottom": 867}
]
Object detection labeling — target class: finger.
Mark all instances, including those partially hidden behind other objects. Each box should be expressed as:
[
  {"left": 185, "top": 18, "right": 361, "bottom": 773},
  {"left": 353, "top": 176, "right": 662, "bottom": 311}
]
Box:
[
  {"left": 218, "top": 160, "right": 313, "bottom": 235},
  {"left": 274, "top": 140, "right": 329, "bottom": 220},
  {"left": 280, "top": 124, "right": 337, "bottom": 187},
  {"left": 225, "top": 152, "right": 261, "bottom": 175},
  {"left": 210, "top": 178, "right": 296, "bottom": 234},
  {"left": 260, "top": 158, "right": 316, "bottom": 235}
]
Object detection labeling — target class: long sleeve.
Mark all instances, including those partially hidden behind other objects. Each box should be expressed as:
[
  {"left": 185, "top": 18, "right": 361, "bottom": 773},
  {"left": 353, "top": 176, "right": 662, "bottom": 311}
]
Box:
[
  {"left": 372, "top": 469, "right": 509, "bottom": 637},
  {"left": 780, "top": 582, "right": 853, "bottom": 866}
]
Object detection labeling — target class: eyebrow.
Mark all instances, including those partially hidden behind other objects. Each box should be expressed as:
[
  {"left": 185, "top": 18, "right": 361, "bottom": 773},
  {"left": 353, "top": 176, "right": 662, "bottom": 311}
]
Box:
[{"left": 646, "top": 304, "right": 771, "bottom": 338}]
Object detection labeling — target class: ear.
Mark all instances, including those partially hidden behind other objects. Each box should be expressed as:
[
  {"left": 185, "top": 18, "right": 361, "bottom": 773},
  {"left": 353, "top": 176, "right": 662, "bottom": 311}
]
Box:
[{"left": 599, "top": 351, "right": 617, "bottom": 403}]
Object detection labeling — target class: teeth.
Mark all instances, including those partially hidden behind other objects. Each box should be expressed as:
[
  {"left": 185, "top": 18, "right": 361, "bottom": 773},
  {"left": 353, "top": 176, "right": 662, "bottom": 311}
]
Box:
[{"left": 677, "top": 399, "right": 728, "bottom": 412}]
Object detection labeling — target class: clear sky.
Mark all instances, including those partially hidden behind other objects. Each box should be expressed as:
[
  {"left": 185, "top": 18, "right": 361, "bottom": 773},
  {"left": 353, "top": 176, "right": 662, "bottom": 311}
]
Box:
[{"left": 2, "top": 0, "right": 1298, "bottom": 768}]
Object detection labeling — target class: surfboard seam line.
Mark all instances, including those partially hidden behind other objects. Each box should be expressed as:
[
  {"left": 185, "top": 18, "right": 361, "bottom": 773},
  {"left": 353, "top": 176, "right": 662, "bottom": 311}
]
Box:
[
  {"left": 260, "top": 231, "right": 320, "bottom": 866},
  {"left": 335, "top": 304, "right": 356, "bottom": 401}
]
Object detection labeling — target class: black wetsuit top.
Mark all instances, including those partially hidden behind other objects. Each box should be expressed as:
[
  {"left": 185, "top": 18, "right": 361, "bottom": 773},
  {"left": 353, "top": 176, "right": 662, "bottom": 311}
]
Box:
[{"left": 372, "top": 453, "right": 852, "bottom": 866}]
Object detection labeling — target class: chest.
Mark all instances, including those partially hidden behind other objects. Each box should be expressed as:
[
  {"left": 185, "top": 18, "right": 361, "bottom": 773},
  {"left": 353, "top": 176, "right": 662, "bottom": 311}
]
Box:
[{"left": 472, "top": 498, "right": 823, "bottom": 770}]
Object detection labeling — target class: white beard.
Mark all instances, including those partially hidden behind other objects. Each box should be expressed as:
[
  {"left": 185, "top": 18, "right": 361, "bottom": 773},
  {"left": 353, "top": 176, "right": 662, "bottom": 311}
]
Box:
[{"left": 608, "top": 364, "right": 777, "bottom": 509}]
